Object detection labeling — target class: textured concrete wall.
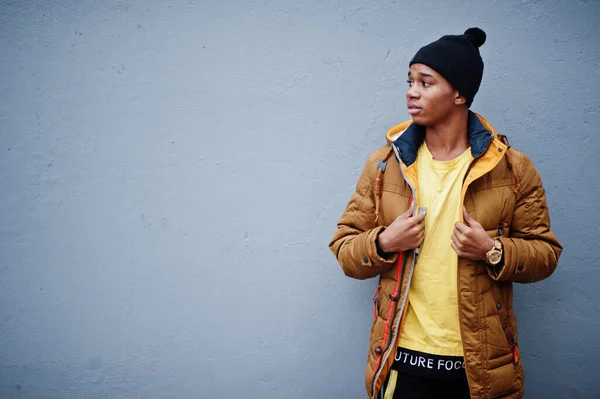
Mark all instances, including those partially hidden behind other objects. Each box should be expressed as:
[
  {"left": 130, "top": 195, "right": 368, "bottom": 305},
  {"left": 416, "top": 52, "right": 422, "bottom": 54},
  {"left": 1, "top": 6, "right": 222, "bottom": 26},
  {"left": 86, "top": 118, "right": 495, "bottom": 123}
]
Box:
[{"left": 1, "top": 0, "right": 599, "bottom": 398}]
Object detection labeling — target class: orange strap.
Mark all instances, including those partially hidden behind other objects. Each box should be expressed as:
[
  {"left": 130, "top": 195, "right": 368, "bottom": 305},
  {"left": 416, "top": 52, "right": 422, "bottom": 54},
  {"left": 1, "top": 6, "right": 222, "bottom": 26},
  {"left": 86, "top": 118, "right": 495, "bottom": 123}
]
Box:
[{"left": 372, "top": 250, "right": 404, "bottom": 372}]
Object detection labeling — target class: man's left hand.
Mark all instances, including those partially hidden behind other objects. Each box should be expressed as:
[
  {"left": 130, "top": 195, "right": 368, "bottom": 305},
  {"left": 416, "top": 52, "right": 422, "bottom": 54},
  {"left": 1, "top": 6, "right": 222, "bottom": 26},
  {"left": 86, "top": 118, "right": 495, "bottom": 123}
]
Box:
[{"left": 451, "top": 207, "right": 495, "bottom": 261}]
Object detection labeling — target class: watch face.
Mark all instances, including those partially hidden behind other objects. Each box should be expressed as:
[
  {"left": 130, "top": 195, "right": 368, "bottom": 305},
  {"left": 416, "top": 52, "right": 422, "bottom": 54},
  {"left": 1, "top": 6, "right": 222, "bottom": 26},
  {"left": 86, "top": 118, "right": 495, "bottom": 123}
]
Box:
[{"left": 489, "top": 251, "right": 502, "bottom": 264}]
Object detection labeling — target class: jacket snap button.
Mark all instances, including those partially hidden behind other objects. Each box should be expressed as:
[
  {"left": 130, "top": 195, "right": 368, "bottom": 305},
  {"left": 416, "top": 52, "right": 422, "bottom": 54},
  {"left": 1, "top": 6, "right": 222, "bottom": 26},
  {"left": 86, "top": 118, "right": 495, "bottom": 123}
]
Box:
[
  {"left": 363, "top": 256, "right": 369, "bottom": 263},
  {"left": 496, "top": 303, "right": 502, "bottom": 310},
  {"left": 517, "top": 264, "right": 524, "bottom": 271},
  {"left": 375, "top": 346, "right": 382, "bottom": 355},
  {"left": 498, "top": 147, "right": 503, "bottom": 152},
  {"left": 502, "top": 323, "right": 507, "bottom": 330}
]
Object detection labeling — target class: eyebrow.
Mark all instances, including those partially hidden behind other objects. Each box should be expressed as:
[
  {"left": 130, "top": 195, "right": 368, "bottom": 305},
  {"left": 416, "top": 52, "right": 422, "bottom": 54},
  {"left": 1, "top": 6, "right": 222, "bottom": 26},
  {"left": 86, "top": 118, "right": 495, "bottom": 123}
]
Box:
[{"left": 407, "top": 71, "right": 435, "bottom": 78}]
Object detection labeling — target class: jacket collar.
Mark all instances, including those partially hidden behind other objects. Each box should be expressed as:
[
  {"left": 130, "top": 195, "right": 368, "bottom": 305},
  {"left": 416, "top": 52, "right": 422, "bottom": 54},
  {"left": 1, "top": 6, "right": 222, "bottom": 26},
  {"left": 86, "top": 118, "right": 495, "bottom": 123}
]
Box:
[{"left": 391, "top": 111, "right": 494, "bottom": 167}]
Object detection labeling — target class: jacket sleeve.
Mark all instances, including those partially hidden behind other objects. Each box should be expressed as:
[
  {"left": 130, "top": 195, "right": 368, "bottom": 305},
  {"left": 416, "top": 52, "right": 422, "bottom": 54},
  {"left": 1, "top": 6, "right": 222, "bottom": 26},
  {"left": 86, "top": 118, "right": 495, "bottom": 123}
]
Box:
[
  {"left": 329, "top": 152, "right": 399, "bottom": 280},
  {"left": 489, "top": 152, "right": 563, "bottom": 283}
]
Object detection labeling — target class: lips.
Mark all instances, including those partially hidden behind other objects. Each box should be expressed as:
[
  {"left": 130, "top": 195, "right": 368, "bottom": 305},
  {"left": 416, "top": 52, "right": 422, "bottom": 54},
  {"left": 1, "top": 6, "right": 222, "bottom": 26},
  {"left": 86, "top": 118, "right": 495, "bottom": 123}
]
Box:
[{"left": 407, "top": 104, "right": 422, "bottom": 115}]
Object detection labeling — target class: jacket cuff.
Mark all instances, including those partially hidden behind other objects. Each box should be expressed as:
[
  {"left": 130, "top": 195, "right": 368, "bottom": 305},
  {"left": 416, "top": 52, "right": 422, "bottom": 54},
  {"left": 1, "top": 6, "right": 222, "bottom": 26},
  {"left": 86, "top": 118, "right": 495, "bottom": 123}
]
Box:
[
  {"left": 362, "top": 226, "right": 399, "bottom": 269},
  {"left": 375, "top": 228, "right": 393, "bottom": 258}
]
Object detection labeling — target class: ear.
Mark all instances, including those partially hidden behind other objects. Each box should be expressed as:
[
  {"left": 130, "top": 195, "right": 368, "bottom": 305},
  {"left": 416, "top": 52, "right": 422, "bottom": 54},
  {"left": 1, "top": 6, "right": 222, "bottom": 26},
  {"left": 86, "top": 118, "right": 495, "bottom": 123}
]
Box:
[{"left": 454, "top": 90, "right": 467, "bottom": 106}]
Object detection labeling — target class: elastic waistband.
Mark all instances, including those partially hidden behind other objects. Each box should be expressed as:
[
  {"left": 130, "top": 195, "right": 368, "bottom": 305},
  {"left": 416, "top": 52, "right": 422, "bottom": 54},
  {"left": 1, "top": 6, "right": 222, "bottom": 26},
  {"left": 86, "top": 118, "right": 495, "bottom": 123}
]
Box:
[{"left": 392, "top": 347, "right": 466, "bottom": 379}]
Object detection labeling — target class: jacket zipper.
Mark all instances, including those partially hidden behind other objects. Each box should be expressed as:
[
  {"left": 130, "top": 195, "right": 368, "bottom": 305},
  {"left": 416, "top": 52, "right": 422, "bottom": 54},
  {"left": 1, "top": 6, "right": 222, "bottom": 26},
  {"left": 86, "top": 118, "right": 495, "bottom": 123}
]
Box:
[
  {"left": 456, "top": 145, "right": 491, "bottom": 394},
  {"left": 371, "top": 144, "right": 419, "bottom": 398}
]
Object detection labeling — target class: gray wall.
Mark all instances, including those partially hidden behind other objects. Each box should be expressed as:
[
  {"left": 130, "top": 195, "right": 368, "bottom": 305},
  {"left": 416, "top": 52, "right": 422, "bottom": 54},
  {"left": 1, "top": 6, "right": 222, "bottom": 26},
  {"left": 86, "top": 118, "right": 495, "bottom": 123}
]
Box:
[{"left": 1, "top": 1, "right": 599, "bottom": 398}]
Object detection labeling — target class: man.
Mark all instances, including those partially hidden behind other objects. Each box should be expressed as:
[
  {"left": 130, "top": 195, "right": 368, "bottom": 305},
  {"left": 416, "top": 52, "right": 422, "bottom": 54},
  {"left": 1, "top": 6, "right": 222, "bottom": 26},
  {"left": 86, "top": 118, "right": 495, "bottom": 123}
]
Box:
[{"left": 329, "top": 28, "right": 562, "bottom": 399}]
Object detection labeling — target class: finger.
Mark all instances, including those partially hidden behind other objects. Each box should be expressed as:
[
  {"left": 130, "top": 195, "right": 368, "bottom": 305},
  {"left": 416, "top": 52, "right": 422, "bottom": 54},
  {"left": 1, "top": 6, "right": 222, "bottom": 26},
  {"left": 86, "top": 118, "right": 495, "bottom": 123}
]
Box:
[
  {"left": 450, "top": 232, "right": 459, "bottom": 245},
  {"left": 452, "top": 227, "right": 467, "bottom": 243},
  {"left": 463, "top": 207, "right": 481, "bottom": 227},
  {"left": 412, "top": 212, "right": 426, "bottom": 224},
  {"left": 454, "top": 222, "right": 469, "bottom": 235},
  {"left": 462, "top": 206, "right": 471, "bottom": 219},
  {"left": 451, "top": 232, "right": 466, "bottom": 247},
  {"left": 416, "top": 230, "right": 425, "bottom": 243},
  {"left": 412, "top": 230, "right": 424, "bottom": 241},
  {"left": 451, "top": 242, "right": 461, "bottom": 256},
  {"left": 410, "top": 228, "right": 424, "bottom": 241},
  {"left": 414, "top": 219, "right": 426, "bottom": 232},
  {"left": 399, "top": 207, "right": 413, "bottom": 220}
]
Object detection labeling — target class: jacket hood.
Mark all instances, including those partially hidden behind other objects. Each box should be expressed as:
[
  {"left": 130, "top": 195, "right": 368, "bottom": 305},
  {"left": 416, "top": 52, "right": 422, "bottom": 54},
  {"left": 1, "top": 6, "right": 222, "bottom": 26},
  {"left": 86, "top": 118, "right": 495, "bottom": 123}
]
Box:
[{"left": 386, "top": 111, "right": 501, "bottom": 167}]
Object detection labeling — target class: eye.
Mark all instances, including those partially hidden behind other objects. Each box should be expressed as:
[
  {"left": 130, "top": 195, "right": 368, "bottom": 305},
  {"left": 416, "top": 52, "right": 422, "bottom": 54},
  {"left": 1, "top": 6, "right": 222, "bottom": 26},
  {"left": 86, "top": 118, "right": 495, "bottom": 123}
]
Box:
[
  {"left": 406, "top": 80, "right": 414, "bottom": 87},
  {"left": 422, "top": 81, "right": 432, "bottom": 87}
]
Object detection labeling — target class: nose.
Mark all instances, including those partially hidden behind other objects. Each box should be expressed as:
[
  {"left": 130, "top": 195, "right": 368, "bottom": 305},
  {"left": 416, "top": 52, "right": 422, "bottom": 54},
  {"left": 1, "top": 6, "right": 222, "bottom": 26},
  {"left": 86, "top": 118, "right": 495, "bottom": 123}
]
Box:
[{"left": 406, "top": 85, "right": 419, "bottom": 101}]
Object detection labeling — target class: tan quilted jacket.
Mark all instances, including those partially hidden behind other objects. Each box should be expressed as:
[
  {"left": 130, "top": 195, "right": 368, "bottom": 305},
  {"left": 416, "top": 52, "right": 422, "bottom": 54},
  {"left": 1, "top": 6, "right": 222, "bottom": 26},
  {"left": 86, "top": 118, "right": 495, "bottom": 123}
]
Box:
[{"left": 330, "top": 112, "right": 562, "bottom": 399}]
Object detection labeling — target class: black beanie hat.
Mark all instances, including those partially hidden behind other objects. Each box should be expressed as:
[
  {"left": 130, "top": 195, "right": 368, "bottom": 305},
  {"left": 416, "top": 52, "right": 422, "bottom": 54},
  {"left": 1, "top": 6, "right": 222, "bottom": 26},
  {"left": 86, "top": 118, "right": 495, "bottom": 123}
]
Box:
[{"left": 410, "top": 27, "right": 486, "bottom": 107}]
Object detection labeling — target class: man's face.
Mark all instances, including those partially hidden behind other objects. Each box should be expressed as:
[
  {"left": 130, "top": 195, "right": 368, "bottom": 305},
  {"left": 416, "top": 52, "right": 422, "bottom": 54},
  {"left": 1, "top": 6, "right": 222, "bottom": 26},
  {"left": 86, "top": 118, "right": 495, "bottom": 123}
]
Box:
[{"left": 406, "top": 63, "right": 464, "bottom": 125}]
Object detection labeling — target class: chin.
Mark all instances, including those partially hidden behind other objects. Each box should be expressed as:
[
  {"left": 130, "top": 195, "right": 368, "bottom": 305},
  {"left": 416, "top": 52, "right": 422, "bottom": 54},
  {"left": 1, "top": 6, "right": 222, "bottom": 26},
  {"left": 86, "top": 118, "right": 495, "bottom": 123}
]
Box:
[{"left": 410, "top": 114, "right": 429, "bottom": 126}]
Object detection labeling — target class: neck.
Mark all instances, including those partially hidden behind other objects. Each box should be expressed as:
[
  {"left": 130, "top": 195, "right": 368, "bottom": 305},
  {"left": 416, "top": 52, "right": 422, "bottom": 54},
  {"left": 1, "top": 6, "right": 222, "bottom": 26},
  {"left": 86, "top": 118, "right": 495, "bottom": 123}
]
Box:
[{"left": 424, "top": 108, "right": 470, "bottom": 161}]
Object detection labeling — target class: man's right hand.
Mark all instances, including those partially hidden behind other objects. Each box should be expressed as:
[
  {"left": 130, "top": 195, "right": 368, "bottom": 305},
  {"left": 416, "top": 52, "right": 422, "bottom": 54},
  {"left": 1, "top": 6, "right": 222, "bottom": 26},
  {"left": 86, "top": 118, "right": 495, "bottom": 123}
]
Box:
[{"left": 377, "top": 208, "right": 425, "bottom": 253}]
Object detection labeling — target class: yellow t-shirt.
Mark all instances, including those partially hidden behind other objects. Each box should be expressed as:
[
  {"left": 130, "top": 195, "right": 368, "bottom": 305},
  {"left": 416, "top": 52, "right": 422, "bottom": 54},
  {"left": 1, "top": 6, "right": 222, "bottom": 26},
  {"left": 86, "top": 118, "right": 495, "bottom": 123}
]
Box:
[{"left": 398, "top": 142, "right": 473, "bottom": 356}]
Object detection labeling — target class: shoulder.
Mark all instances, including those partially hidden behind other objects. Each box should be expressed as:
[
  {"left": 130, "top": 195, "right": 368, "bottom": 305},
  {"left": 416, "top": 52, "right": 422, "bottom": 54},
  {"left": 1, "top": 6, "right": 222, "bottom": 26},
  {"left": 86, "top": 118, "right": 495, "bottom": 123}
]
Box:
[
  {"left": 504, "top": 146, "right": 545, "bottom": 199},
  {"left": 354, "top": 145, "right": 395, "bottom": 192},
  {"left": 506, "top": 147, "right": 537, "bottom": 179},
  {"left": 365, "top": 145, "right": 395, "bottom": 168}
]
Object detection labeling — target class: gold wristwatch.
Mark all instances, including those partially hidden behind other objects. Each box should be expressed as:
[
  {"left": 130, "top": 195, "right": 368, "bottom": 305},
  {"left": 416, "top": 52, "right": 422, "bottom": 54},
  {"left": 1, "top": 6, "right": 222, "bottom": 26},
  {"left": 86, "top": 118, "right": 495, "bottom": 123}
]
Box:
[{"left": 485, "top": 239, "right": 503, "bottom": 266}]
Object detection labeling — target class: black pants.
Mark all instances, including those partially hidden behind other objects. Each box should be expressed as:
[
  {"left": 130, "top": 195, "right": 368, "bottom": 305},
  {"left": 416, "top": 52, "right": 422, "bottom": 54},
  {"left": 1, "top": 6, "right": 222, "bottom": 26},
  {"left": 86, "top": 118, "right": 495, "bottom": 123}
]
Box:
[{"left": 380, "top": 371, "right": 471, "bottom": 399}]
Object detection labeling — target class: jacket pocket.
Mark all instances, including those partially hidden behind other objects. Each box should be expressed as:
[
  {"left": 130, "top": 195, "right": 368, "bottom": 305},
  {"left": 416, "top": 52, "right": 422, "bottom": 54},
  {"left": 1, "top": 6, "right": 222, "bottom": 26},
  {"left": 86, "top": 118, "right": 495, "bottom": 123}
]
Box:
[{"left": 486, "top": 286, "right": 511, "bottom": 354}]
